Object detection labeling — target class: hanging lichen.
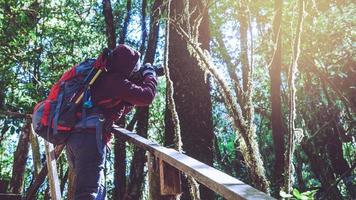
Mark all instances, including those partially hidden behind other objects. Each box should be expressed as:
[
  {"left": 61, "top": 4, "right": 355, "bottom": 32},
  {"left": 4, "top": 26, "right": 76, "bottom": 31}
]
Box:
[
  {"left": 170, "top": 10, "right": 270, "bottom": 193},
  {"left": 284, "top": 0, "right": 305, "bottom": 193},
  {"left": 164, "top": 0, "right": 182, "bottom": 152},
  {"left": 165, "top": 1, "right": 201, "bottom": 199}
]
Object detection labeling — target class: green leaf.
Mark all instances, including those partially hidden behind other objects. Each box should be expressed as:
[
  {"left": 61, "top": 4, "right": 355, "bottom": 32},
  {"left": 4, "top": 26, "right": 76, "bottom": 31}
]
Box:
[
  {"left": 301, "top": 189, "right": 318, "bottom": 198},
  {"left": 293, "top": 188, "right": 302, "bottom": 198},
  {"left": 293, "top": 189, "right": 308, "bottom": 200}
]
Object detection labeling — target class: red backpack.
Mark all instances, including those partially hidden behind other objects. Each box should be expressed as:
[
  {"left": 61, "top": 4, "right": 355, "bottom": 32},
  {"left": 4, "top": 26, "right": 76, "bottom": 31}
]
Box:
[{"left": 32, "top": 50, "right": 110, "bottom": 144}]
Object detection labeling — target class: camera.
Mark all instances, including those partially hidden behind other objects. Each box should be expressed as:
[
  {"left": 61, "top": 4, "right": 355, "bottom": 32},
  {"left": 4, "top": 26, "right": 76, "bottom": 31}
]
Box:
[{"left": 130, "top": 63, "right": 164, "bottom": 82}]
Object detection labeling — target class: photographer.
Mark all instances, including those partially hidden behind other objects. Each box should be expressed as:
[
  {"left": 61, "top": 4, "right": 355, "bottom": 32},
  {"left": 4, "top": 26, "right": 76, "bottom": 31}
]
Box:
[{"left": 65, "top": 44, "right": 157, "bottom": 200}]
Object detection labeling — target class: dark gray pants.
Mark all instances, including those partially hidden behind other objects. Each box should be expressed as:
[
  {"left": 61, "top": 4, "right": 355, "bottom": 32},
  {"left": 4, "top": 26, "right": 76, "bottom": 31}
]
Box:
[{"left": 66, "top": 131, "right": 106, "bottom": 200}]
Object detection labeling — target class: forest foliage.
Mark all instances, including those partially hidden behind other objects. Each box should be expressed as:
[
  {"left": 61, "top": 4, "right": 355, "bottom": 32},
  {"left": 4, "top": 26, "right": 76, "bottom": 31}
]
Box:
[{"left": 0, "top": 0, "right": 355, "bottom": 199}]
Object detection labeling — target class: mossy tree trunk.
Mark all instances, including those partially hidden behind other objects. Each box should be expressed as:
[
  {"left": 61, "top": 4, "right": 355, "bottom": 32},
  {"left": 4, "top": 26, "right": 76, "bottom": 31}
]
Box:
[{"left": 165, "top": 1, "right": 215, "bottom": 199}]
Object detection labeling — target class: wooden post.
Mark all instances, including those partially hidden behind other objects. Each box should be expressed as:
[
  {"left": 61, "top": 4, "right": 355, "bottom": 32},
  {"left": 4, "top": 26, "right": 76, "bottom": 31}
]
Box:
[
  {"left": 148, "top": 152, "right": 180, "bottom": 200},
  {"left": 148, "top": 152, "right": 161, "bottom": 200},
  {"left": 29, "top": 124, "right": 41, "bottom": 176},
  {"left": 44, "top": 141, "right": 61, "bottom": 200},
  {"left": 159, "top": 159, "right": 181, "bottom": 195}
]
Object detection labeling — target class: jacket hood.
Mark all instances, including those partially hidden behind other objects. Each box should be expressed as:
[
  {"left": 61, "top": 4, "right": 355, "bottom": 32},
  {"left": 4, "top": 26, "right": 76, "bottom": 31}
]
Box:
[{"left": 108, "top": 44, "right": 140, "bottom": 77}]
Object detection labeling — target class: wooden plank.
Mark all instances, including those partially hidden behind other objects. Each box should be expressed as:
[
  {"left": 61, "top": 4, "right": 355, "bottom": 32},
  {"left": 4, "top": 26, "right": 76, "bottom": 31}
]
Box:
[
  {"left": 159, "top": 159, "right": 181, "bottom": 195},
  {"left": 148, "top": 153, "right": 176, "bottom": 200},
  {"left": 148, "top": 152, "right": 161, "bottom": 199},
  {"left": 25, "top": 144, "right": 65, "bottom": 200},
  {"left": 44, "top": 141, "right": 61, "bottom": 200},
  {"left": 113, "top": 127, "right": 275, "bottom": 200},
  {"left": 0, "top": 193, "right": 22, "bottom": 200}
]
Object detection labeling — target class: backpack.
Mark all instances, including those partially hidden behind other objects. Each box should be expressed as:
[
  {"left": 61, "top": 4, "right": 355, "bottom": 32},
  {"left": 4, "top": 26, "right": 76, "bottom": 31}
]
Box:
[
  {"left": 32, "top": 45, "right": 141, "bottom": 146},
  {"left": 32, "top": 55, "right": 108, "bottom": 145}
]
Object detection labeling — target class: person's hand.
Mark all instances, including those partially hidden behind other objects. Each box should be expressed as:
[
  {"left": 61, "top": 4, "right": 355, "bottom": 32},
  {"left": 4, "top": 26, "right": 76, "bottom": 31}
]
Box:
[{"left": 141, "top": 63, "right": 156, "bottom": 77}]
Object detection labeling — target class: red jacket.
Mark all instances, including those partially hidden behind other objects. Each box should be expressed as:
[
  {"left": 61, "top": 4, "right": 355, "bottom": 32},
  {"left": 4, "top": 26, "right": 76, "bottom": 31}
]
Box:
[
  {"left": 91, "top": 44, "right": 157, "bottom": 143},
  {"left": 92, "top": 74, "right": 157, "bottom": 119}
]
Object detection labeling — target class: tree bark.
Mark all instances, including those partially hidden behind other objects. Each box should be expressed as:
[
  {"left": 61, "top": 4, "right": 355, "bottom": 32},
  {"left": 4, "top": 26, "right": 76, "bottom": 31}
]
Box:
[
  {"left": 124, "top": 108, "right": 148, "bottom": 200},
  {"left": 139, "top": 0, "right": 148, "bottom": 55},
  {"left": 9, "top": 120, "right": 31, "bottom": 194},
  {"left": 294, "top": 151, "right": 306, "bottom": 192},
  {"left": 0, "top": 119, "right": 10, "bottom": 149},
  {"left": 113, "top": 136, "right": 126, "bottom": 200},
  {"left": 125, "top": 0, "right": 162, "bottom": 199},
  {"left": 326, "top": 116, "right": 356, "bottom": 198},
  {"left": 103, "top": 2, "right": 129, "bottom": 199},
  {"left": 301, "top": 140, "right": 343, "bottom": 199},
  {"left": 269, "top": 0, "right": 285, "bottom": 194},
  {"left": 214, "top": 34, "right": 242, "bottom": 103},
  {"left": 165, "top": 1, "right": 215, "bottom": 199},
  {"left": 238, "top": 3, "right": 250, "bottom": 96},
  {"left": 119, "top": 0, "right": 132, "bottom": 44},
  {"left": 103, "top": 0, "right": 116, "bottom": 49},
  {"left": 300, "top": 73, "right": 344, "bottom": 199}
]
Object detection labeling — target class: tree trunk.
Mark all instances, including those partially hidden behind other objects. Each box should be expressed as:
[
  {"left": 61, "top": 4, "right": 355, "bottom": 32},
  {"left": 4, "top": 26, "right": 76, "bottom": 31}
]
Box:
[
  {"left": 327, "top": 120, "right": 356, "bottom": 198},
  {"left": 113, "top": 136, "right": 126, "bottom": 200},
  {"left": 0, "top": 119, "right": 10, "bottom": 146},
  {"left": 301, "top": 140, "right": 343, "bottom": 199},
  {"left": 125, "top": 0, "right": 162, "bottom": 198},
  {"left": 44, "top": 185, "right": 50, "bottom": 200},
  {"left": 124, "top": 108, "right": 148, "bottom": 200},
  {"left": 238, "top": 3, "right": 250, "bottom": 96},
  {"left": 119, "top": 0, "right": 132, "bottom": 44},
  {"left": 269, "top": 0, "right": 285, "bottom": 194},
  {"left": 165, "top": 1, "right": 215, "bottom": 199},
  {"left": 294, "top": 151, "right": 306, "bottom": 192},
  {"left": 300, "top": 73, "right": 344, "bottom": 199},
  {"left": 103, "top": 1, "right": 128, "bottom": 199},
  {"left": 9, "top": 120, "right": 31, "bottom": 194},
  {"left": 103, "top": 0, "right": 116, "bottom": 49},
  {"left": 234, "top": 1, "right": 270, "bottom": 192},
  {"left": 214, "top": 33, "right": 242, "bottom": 103},
  {"left": 139, "top": 0, "right": 148, "bottom": 55}
]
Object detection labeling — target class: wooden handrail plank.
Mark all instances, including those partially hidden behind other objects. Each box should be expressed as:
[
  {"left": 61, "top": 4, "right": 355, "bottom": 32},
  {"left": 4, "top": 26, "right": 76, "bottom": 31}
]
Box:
[
  {"left": 0, "top": 193, "right": 22, "bottom": 200},
  {"left": 112, "top": 127, "right": 274, "bottom": 200}
]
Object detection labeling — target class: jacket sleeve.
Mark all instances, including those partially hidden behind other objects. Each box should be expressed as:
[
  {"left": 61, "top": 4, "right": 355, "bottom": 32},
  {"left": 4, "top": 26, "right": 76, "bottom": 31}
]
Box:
[{"left": 119, "top": 75, "right": 157, "bottom": 106}]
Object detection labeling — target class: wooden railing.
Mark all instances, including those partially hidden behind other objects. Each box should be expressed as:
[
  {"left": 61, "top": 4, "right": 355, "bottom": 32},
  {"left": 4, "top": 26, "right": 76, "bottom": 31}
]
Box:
[
  {"left": 25, "top": 126, "right": 275, "bottom": 200},
  {"left": 112, "top": 126, "right": 274, "bottom": 200}
]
